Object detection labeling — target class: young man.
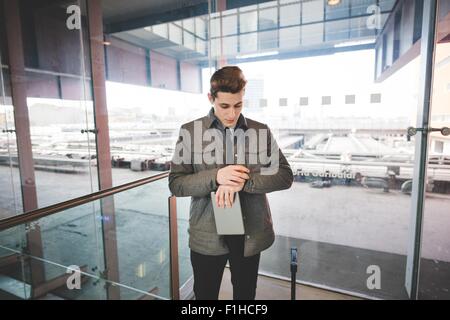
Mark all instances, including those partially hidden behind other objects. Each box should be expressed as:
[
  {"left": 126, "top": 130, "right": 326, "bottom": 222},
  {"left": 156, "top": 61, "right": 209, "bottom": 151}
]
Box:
[{"left": 169, "top": 66, "right": 293, "bottom": 300}]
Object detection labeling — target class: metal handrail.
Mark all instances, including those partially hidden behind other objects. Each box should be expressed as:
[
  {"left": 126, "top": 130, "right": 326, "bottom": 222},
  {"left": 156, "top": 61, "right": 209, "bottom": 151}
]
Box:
[{"left": 0, "top": 171, "right": 169, "bottom": 231}]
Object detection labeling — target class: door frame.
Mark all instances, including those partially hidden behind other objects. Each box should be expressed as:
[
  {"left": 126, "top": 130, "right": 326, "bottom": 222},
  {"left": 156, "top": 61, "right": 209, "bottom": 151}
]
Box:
[{"left": 404, "top": 0, "right": 438, "bottom": 300}]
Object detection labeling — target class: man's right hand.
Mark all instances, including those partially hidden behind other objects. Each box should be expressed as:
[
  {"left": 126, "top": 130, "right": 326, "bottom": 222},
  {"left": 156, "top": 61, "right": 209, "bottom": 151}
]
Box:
[{"left": 216, "top": 165, "right": 250, "bottom": 186}]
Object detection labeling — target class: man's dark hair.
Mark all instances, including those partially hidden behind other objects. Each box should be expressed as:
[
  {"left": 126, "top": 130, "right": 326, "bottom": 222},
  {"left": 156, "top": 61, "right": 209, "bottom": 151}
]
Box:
[{"left": 210, "top": 66, "right": 247, "bottom": 100}]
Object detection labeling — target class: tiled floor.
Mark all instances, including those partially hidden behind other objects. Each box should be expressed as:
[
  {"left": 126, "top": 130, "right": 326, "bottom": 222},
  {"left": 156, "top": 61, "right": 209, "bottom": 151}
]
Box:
[{"left": 219, "top": 268, "right": 360, "bottom": 300}]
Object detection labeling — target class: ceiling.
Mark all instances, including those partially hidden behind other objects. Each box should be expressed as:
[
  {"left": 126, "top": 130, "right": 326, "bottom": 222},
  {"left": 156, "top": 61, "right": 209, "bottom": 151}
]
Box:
[
  {"left": 103, "top": 0, "right": 397, "bottom": 66},
  {"left": 102, "top": 0, "right": 208, "bottom": 29}
]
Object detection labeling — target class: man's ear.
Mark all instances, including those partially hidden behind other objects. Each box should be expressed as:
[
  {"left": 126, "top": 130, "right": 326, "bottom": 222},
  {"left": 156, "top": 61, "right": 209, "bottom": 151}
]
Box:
[{"left": 207, "top": 92, "right": 215, "bottom": 104}]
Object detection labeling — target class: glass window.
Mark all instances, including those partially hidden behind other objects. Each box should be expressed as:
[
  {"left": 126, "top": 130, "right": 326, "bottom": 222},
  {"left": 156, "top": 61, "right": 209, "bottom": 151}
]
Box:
[
  {"left": 325, "top": 19, "right": 350, "bottom": 42},
  {"left": 195, "top": 17, "right": 206, "bottom": 39},
  {"left": 196, "top": 38, "right": 206, "bottom": 55},
  {"left": 239, "top": 4, "right": 257, "bottom": 13},
  {"left": 325, "top": 0, "right": 350, "bottom": 20},
  {"left": 183, "top": 31, "right": 195, "bottom": 51},
  {"left": 434, "top": 141, "right": 444, "bottom": 154},
  {"left": 183, "top": 18, "right": 195, "bottom": 33},
  {"left": 385, "top": 23, "right": 394, "bottom": 67},
  {"left": 169, "top": 23, "right": 182, "bottom": 45},
  {"left": 259, "top": 1, "right": 278, "bottom": 9},
  {"left": 239, "top": 33, "right": 257, "bottom": 53},
  {"left": 379, "top": 0, "right": 397, "bottom": 11},
  {"left": 345, "top": 94, "right": 356, "bottom": 104},
  {"left": 350, "top": 0, "right": 375, "bottom": 16},
  {"left": 280, "top": 4, "right": 301, "bottom": 27},
  {"left": 153, "top": 24, "right": 168, "bottom": 38},
  {"left": 210, "top": 38, "right": 221, "bottom": 58},
  {"left": 260, "top": 98, "right": 268, "bottom": 107},
  {"left": 258, "top": 30, "right": 278, "bottom": 50},
  {"left": 419, "top": 2, "right": 450, "bottom": 298},
  {"left": 280, "top": 0, "right": 300, "bottom": 4},
  {"left": 222, "top": 8, "right": 237, "bottom": 15},
  {"left": 400, "top": 1, "right": 415, "bottom": 56},
  {"left": 222, "top": 14, "right": 237, "bottom": 36},
  {"left": 370, "top": 93, "right": 382, "bottom": 103},
  {"left": 259, "top": 8, "right": 278, "bottom": 31},
  {"left": 322, "top": 96, "right": 332, "bottom": 105},
  {"left": 301, "top": 23, "right": 323, "bottom": 46},
  {"left": 279, "top": 98, "right": 288, "bottom": 106},
  {"left": 280, "top": 26, "right": 300, "bottom": 49},
  {"left": 210, "top": 17, "right": 221, "bottom": 38},
  {"left": 350, "top": 16, "right": 376, "bottom": 38},
  {"left": 302, "top": 0, "right": 324, "bottom": 24},
  {"left": 240, "top": 11, "right": 258, "bottom": 33},
  {"left": 222, "top": 36, "right": 238, "bottom": 55}
]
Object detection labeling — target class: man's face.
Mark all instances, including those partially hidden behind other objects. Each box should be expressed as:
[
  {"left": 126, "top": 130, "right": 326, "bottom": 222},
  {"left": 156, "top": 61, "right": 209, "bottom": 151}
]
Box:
[{"left": 209, "top": 90, "right": 244, "bottom": 128}]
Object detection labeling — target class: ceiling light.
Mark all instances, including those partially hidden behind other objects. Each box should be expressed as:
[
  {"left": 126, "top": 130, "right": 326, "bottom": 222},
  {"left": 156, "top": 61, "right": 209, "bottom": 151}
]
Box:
[
  {"left": 236, "top": 51, "right": 279, "bottom": 59},
  {"left": 334, "top": 39, "right": 376, "bottom": 48},
  {"left": 327, "top": 0, "right": 341, "bottom": 5}
]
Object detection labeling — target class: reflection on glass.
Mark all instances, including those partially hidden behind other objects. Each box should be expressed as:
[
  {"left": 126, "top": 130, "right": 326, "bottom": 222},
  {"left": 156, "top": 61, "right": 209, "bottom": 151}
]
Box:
[
  {"left": 0, "top": 0, "right": 98, "bottom": 216},
  {"left": 177, "top": 196, "right": 193, "bottom": 297},
  {"left": 419, "top": 1, "right": 450, "bottom": 299},
  {"left": 0, "top": 176, "right": 172, "bottom": 299},
  {"left": 114, "top": 178, "right": 171, "bottom": 299},
  {"left": 0, "top": 65, "right": 23, "bottom": 218},
  {"left": 0, "top": 9, "right": 18, "bottom": 219}
]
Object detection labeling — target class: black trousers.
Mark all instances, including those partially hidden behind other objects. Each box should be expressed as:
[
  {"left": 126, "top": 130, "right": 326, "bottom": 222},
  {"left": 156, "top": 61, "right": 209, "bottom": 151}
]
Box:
[{"left": 190, "top": 235, "right": 261, "bottom": 300}]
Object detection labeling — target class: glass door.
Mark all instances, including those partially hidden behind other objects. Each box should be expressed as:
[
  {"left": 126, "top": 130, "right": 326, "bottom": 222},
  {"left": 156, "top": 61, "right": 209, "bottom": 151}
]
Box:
[
  {"left": 206, "top": 0, "right": 422, "bottom": 299},
  {"left": 406, "top": 0, "right": 450, "bottom": 300}
]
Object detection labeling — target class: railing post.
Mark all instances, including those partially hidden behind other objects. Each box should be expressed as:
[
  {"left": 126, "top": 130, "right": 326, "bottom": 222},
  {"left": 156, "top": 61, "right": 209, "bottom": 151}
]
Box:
[{"left": 168, "top": 196, "right": 180, "bottom": 300}]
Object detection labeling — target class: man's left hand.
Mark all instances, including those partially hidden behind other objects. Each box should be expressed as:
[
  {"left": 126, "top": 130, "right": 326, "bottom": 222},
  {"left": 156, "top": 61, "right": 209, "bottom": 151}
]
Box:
[{"left": 215, "top": 183, "right": 244, "bottom": 208}]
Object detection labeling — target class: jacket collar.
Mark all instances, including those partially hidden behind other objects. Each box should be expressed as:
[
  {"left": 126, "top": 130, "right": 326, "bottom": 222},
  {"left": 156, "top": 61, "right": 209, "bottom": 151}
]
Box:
[{"left": 205, "top": 107, "right": 248, "bottom": 130}]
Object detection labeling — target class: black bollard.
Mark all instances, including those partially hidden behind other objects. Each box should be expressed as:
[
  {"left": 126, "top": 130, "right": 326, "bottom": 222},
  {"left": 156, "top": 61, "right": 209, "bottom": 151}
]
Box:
[{"left": 290, "top": 247, "right": 298, "bottom": 300}]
